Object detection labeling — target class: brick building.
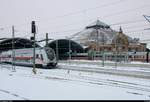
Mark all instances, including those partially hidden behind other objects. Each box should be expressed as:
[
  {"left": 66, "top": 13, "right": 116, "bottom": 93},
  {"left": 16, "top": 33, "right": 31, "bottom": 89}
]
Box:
[{"left": 70, "top": 20, "right": 148, "bottom": 62}]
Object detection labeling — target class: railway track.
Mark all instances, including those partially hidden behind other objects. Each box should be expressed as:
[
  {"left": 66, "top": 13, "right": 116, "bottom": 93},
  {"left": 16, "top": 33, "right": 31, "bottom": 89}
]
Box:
[
  {"left": 1, "top": 63, "right": 150, "bottom": 97},
  {"left": 58, "top": 64, "right": 150, "bottom": 79},
  {"left": 47, "top": 69, "right": 150, "bottom": 93},
  {"left": 0, "top": 89, "right": 29, "bottom": 100},
  {"left": 60, "top": 60, "right": 150, "bottom": 68}
]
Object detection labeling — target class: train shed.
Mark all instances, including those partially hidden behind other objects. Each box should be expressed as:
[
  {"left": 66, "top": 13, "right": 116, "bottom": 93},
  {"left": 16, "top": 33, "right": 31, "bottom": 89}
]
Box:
[
  {"left": 48, "top": 39, "right": 84, "bottom": 60},
  {"left": 0, "top": 37, "right": 40, "bottom": 52}
]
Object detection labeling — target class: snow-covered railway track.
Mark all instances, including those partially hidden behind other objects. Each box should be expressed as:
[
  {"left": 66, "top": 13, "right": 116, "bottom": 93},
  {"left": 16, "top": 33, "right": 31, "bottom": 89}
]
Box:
[
  {"left": 8, "top": 70, "right": 150, "bottom": 94},
  {"left": 71, "top": 74, "right": 150, "bottom": 92},
  {"left": 58, "top": 64, "right": 150, "bottom": 79},
  {"left": 0, "top": 63, "right": 12, "bottom": 69},
  {"left": 7, "top": 70, "right": 150, "bottom": 94},
  {"left": 1, "top": 64, "right": 150, "bottom": 95},
  {"left": 60, "top": 61, "right": 150, "bottom": 68},
  {"left": 0, "top": 89, "right": 29, "bottom": 100},
  {"left": 47, "top": 70, "right": 150, "bottom": 93},
  {"left": 26, "top": 70, "right": 150, "bottom": 95}
]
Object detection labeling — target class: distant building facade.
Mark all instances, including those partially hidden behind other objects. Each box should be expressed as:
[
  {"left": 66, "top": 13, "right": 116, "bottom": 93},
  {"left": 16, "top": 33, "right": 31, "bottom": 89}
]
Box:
[{"left": 70, "top": 20, "right": 148, "bottom": 62}]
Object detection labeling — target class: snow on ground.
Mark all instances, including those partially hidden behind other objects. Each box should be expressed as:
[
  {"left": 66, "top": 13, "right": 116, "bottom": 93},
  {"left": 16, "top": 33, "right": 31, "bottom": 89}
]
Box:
[
  {"left": 63, "top": 60, "right": 150, "bottom": 65},
  {"left": 59, "top": 60, "right": 150, "bottom": 72},
  {"left": 0, "top": 64, "right": 150, "bottom": 100}
]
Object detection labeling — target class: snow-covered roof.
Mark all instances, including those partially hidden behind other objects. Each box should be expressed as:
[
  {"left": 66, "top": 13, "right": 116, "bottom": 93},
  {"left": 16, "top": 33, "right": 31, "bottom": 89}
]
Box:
[
  {"left": 86, "top": 20, "right": 110, "bottom": 29},
  {"left": 70, "top": 20, "right": 138, "bottom": 46},
  {"left": 0, "top": 37, "right": 40, "bottom": 52}
]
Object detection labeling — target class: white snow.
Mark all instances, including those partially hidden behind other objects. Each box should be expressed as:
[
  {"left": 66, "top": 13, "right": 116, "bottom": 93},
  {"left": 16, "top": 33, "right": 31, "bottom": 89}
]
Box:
[
  {"left": 0, "top": 63, "right": 150, "bottom": 100},
  {"left": 59, "top": 60, "right": 150, "bottom": 71}
]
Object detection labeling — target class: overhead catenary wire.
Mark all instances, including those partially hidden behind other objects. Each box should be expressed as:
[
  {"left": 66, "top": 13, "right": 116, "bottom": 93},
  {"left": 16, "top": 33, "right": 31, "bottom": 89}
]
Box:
[
  {"left": 42, "top": 21, "right": 148, "bottom": 34},
  {"left": 0, "top": 0, "right": 149, "bottom": 42},
  {"left": 36, "top": 4, "right": 150, "bottom": 31},
  {"left": 0, "top": 18, "right": 148, "bottom": 43},
  {"left": 101, "top": 4, "right": 150, "bottom": 19},
  {"left": 123, "top": 28, "right": 148, "bottom": 33},
  {"left": 39, "top": 18, "right": 147, "bottom": 36},
  {"left": 0, "top": 0, "right": 124, "bottom": 30},
  {"left": 0, "top": 26, "right": 31, "bottom": 39},
  {"left": 0, "top": 0, "right": 148, "bottom": 38},
  {"left": 3, "top": 0, "right": 149, "bottom": 32},
  {"left": 39, "top": 18, "right": 146, "bottom": 33},
  {"left": 110, "top": 19, "right": 146, "bottom": 26},
  {"left": 37, "top": 0, "right": 125, "bottom": 24},
  {"left": 28, "top": 2, "right": 150, "bottom": 29},
  {"left": 119, "top": 24, "right": 150, "bottom": 30},
  {"left": 0, "top": 23, "right": 148, "bottom": 43}
]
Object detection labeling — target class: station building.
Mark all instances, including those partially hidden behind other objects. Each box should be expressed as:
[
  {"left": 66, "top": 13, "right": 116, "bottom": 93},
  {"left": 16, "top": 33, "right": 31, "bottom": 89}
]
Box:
[
  {"left": 0, "top": 20, "right": 149, "bottom": 62},
  {"left": 69, "top": 20, "right": 149, "bottom": 62}
]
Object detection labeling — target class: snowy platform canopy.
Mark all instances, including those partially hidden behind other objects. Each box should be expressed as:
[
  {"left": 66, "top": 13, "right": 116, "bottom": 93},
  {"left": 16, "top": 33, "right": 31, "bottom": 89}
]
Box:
[
  {"left": 48, "top": 39, "right": 84, "bottom": 59},
  {"left": 0, "top": 37, "right": 40, "bottom": 52}
]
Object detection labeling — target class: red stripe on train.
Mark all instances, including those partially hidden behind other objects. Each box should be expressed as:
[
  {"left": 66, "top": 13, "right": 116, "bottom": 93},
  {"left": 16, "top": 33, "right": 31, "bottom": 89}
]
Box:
[{"left": 15, "top": 57, "right": 32, "bottom": 60}]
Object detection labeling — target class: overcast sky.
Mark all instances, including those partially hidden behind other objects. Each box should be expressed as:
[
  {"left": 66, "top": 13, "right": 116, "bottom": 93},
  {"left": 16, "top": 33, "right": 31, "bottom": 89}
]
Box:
[{"left": 0, "top": 0, "right": 150, "bottom": 47}]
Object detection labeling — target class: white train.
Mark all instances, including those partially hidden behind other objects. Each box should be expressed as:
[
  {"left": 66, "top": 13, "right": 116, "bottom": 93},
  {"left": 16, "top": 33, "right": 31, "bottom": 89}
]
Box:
[{"left": 0, "top": 47, "right": 57, "bottom": 68}]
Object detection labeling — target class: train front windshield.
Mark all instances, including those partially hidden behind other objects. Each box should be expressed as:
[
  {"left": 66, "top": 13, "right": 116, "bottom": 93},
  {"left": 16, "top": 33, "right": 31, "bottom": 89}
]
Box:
[{"left": 45, "top": 47, "right": 55, "bottom": 60}]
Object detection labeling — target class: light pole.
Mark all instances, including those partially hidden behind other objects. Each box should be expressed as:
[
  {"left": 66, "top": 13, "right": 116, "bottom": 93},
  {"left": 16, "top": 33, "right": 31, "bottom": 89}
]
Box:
[
  {"left": 46, "top": 33, "right": 49, "bottom": 47},
  {"left": 12, "top": 25, "right": 16, "bottom": 72},
  {"left": 96, "top": 28, "right": 98, "bottom": 61},
  {"left": 143, "top": 15, "right": 150, "bottom": 63},
  {"left": 31, "top": 21, "right": 37, "bottom": 74},
  {"left": 101, "top": 30, "right": 105, "bottom": 67},
  {"left": 115, "top": 36, "right": 118, "bottom": 68},
  {"left": 56, "top": 39, "right": 59, "bottom": 61},
  {"left": 69, "top": 39, "right": 71, "bottom": 60},
  {"left": 66, "top": 36, "right": 71, "bottom": 61},
  {"left": 0, "top": 52, "right": 1, "bottom": 69}
]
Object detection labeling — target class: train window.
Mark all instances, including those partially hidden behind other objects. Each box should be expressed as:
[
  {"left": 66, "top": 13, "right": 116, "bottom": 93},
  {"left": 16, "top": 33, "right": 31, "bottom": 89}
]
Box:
[
  {"left": 36, "top": 54, "right": 39, "bottom": 58},
  {"left": 40, "top": 54, "right": 43, "bottom": 61},
  {"left": 45, "top": 48, "right": 55, "bottom": 60},
  {"left": 8, "top": 55, "right": 11, "bottom": 58}
]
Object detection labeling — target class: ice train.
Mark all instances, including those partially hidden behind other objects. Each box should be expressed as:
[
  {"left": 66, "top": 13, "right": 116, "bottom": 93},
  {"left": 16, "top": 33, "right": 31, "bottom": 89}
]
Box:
[{"left": 0, "top": 47, "right": 57, "bottom": 68}]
